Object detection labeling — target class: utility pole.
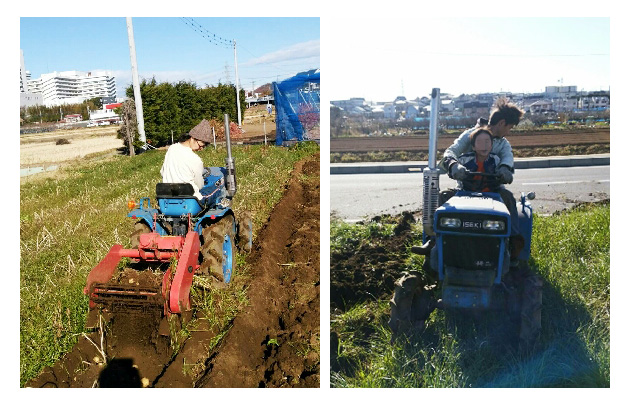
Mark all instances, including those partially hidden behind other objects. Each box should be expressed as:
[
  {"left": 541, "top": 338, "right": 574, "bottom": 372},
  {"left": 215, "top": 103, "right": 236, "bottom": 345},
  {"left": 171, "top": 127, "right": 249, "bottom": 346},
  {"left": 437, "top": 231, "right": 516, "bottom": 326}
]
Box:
[
  {"left": 233, "top": 39, "right": 242, "bottom": 127},
  {"left": 126, "top": 17, "right": 146, "bottom": 149}
]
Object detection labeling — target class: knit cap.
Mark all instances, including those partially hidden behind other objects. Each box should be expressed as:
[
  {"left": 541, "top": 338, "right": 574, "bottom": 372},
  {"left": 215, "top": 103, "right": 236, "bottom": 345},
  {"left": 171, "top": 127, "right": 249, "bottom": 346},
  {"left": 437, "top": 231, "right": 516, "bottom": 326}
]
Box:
[{"left": 189, "top": 119, "right": 213, "bottom": 143}]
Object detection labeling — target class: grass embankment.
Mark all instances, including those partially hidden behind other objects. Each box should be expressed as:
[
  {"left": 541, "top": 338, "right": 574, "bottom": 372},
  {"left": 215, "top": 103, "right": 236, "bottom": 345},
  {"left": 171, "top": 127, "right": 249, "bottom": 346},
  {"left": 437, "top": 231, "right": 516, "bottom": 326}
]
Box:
[
  {"left": 19, "top": 142, "right": 319, "bottom": 386},
  {"left": 330, "top": 202, "right": 610, "bottom": 387}
]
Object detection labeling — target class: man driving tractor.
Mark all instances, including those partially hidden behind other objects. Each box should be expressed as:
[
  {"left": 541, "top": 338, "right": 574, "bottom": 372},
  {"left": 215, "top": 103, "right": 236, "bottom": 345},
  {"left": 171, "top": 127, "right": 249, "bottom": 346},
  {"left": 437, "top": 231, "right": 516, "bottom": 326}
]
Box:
[{"left": 413, "top": 98, "right": 525, "bottom": 263}]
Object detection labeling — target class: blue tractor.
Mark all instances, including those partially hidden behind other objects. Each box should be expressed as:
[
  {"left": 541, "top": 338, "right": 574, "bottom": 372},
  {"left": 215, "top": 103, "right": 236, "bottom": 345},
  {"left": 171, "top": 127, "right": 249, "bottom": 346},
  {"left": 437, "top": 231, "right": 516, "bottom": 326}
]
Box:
[
  {"left": 84, "top": 115, "right": 252, "bottom": 327},
  {"left": 388, "top": 89, "right": 542, "bottom": 347}
]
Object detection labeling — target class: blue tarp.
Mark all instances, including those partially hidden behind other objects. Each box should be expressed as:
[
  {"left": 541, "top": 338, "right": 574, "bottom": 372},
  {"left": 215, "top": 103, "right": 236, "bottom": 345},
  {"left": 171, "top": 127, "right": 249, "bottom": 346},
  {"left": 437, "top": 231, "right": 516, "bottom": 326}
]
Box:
[{"left": 273, "top": 69, "right": 320, "bottom": 145}]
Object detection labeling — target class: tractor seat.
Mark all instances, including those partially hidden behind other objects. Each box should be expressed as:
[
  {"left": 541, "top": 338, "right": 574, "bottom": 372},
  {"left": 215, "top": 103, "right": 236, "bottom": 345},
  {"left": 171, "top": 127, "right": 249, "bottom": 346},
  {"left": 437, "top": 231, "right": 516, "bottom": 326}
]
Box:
[{"left": 156, "top": 183, "right": 203, "bottom": 216}]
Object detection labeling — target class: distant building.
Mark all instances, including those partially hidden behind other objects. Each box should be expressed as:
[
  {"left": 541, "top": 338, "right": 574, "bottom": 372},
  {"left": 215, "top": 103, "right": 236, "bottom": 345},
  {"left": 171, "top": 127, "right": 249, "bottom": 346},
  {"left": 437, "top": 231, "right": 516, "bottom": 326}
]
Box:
[
  {"left": 331, "top": 98, "right": 367, "bottom": 110},
  {"left": 331, "top": 84, "right": 609, "bottom": 122},
  {"left": 461, "top": 101, "right": 492, "bottom": 118},
  {"left": 27, "top": 70, "right": 116, "bottom": 107},
  {"left": 528, "top": 99, "right": 554, "bottom": 114},
  {"left": 405, "top": 104, "right": 420, "bottom": 119},
  {"left": 20, "top": 49, "right": 43, "bottom": 108},
  {"left": 64, "top": 114, "right": 83, "bottom": 123},
  {"left": 544, "top": 85, "right": 578, "bottom": 97},
  {"left": 577, "top": 91, "right": 609, "bottom": 111},
  {"left": 89, "top": 102, "right": 122, "bottom": 124},
  {"left": 383, "top": 103, "right": 396, "bottom": 119}
]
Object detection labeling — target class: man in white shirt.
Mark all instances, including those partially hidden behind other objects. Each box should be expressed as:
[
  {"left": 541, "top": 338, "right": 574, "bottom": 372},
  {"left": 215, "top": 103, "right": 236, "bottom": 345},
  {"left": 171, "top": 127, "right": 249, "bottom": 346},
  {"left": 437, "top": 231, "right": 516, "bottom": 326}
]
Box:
[{"left": 160, "top": 119, "right": 213, "bottom": 200}]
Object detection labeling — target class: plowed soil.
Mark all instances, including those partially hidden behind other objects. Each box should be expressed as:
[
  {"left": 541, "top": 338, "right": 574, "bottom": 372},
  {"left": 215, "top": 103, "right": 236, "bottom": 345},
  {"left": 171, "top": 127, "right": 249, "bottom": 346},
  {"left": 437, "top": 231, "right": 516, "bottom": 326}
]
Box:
[
  {"left": 25, "top": 154, "right": 320, "bottom": 388},
  {"left": 330, "top": 212, "right": 419, "bottom": 312},
  {"left": 331, "top": 128, "right": 610, "bottom": 153}
]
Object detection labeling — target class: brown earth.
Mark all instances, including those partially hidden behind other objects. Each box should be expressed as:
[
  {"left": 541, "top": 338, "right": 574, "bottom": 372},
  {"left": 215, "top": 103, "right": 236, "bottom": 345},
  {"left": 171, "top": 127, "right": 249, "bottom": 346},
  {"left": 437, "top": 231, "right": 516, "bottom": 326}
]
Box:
[
  {"left": 329, "top": 212, "right": 421, "bottom": 374},
  {"left": 330, "top": 128, "right": 610, "bottom": 153},
  {"left": 25, "top": 153, "right": 320, "bottom": 388},
  {"left": 330, "top": 212, "right": 419, "bottom": 312}
]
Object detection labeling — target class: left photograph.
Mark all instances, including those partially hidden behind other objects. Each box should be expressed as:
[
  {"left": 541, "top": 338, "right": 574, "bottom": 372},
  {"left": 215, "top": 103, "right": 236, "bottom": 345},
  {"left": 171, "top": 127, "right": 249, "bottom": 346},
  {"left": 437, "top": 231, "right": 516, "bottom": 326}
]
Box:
[{"left": 20, "top": 17, "right": 320, "bottom": 388}]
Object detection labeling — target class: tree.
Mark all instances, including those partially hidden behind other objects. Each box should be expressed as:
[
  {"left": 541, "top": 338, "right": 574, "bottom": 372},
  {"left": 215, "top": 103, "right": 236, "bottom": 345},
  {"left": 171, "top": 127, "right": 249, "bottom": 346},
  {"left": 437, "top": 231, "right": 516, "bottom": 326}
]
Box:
[
  {"left": 87, "top": 97, "right": 103, "bottom": 109},
  {"left": 117, "top": 98, "right": 139, "bottom": 155},
  {"left": 122, "top": 79, "right": 247, "bottom": 150},
  {"left": 330, "top": 106, "right": 343, "bottom": 137}
]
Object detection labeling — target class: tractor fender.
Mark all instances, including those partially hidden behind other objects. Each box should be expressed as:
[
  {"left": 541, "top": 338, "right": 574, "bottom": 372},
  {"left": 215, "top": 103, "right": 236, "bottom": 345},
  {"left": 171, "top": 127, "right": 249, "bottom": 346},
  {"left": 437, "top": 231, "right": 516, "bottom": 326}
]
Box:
[
  {"left": 127, "top": 208, "right": 168, "bottom": 236},
  {"left": 194, "top": 208, "right": 236, "bottom": 235}
]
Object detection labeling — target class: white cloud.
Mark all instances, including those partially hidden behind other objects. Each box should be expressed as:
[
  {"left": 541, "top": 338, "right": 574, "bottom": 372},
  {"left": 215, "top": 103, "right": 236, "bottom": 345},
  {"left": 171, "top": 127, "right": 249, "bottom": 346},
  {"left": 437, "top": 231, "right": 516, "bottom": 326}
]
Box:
[{"left": 242, "top": 40, "right": 320, "bottom": 67}]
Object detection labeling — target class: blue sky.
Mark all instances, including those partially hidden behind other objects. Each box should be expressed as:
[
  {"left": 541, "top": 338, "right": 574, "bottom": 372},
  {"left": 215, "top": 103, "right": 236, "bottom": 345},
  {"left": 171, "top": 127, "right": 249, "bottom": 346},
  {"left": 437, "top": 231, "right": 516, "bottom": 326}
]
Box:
[
  {"left": 326, "top": 17, "right": 610, "bottom": 101},
  {"left": 20, "top": 17, "right": 320, "bottom": 98}
]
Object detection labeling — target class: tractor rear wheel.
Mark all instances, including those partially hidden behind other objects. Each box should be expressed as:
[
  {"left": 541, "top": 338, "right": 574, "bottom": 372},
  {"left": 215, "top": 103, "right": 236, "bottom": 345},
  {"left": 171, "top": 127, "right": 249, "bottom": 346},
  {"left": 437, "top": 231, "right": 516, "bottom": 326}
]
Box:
[
  {"left": 519, "top": 273, "right": 543, "bottom": 349},
  {"left": 200, "top": 215, "right": 236, "bottom": 284},
  {"left": 130, "top": 221, "right": 151, "bottom": 248},
  {"left": 389, "top": 271, "right": 436, "bottom": 336}
]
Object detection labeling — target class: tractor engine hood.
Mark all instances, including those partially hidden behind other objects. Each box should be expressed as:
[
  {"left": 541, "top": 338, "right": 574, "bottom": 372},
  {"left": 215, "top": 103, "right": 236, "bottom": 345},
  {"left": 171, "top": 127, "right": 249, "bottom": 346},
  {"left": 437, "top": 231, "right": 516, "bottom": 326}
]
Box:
[
  {"left": 438, "top": 193, "right": 509, "bottom": 217},
  {"left": 434, "top": 192, "right": 511, "bottom": 237}
]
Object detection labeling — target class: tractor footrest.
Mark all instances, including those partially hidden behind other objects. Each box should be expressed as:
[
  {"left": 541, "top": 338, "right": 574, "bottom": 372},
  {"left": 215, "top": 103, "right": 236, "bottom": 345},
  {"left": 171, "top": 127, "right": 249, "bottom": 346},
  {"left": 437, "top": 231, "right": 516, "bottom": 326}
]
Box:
[{"left": 90, "top": 283, "right": 163, "bottom": 309}]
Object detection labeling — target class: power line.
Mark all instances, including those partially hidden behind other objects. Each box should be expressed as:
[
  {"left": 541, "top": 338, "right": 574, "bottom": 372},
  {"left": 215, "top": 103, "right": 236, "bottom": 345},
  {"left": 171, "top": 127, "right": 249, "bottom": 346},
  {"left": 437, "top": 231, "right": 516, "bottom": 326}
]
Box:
[{"left": 180, "top": 17, "right": 232, "bottom": 49}]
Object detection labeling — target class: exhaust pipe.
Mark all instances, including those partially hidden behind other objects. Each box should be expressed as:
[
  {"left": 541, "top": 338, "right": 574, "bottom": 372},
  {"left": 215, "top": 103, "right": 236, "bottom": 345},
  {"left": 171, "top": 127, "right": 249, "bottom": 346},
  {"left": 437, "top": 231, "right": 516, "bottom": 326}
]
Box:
[
  {"left": 422, "top": 88, "right": 441, "bottom": 236},
  {"left": 224, "top": 114, "right": 237, "bottom": 198}
]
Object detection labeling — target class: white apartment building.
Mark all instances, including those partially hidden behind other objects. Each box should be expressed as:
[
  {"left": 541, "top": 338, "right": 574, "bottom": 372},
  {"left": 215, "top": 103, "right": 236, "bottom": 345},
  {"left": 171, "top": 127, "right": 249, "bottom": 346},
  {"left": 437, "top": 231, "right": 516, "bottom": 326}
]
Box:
[
  {"left": 20, "top": 50, "right": 29, "bottom": 93},
  {"left": 20, "top": 50, "right": 43, "bottom": 108},
  {"left": 27, "top": 70, "right": 116, "bottom": 107}
]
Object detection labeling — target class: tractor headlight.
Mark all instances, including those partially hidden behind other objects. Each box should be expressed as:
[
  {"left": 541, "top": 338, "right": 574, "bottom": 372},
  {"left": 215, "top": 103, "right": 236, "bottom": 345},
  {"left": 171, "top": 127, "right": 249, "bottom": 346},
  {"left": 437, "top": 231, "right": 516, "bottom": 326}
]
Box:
[
  {"left": 440, "top": 217, "right": 461, "bottom": 228},
  {"left": 482, "top": 220, "right": 505, "bottom": 231}
]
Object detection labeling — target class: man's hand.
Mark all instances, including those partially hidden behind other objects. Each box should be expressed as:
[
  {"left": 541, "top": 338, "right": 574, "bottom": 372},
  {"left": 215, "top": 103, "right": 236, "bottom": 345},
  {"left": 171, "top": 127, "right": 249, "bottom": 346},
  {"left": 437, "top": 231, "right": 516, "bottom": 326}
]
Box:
[
  {"left": 202, "top": 167, "right": 212, "bottom": 178},
  {"left": 449, "top": 162, "right": 469, "bottom": 180},
  {"left": 497, "top": 165, "right": 513, "bottom": 184}
]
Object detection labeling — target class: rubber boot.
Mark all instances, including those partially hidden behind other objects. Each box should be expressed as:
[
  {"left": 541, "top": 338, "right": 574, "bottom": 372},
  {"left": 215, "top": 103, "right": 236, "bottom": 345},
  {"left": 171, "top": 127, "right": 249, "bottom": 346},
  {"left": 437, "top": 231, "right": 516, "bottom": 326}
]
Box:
[{"left": 411, "top": 238, "right": 435, "bottom": 256}]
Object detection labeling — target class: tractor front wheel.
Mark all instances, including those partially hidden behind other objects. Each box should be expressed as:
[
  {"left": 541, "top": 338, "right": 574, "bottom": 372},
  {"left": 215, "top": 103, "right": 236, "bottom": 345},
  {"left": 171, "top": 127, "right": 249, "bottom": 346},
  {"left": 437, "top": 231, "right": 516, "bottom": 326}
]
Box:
[
  {"left": 389, "top": 271, "right": 436, "bottom": 336},
  {"left": 519, "top": 273, "right": 543, "bottom": 349},
  {"left": 200, "top": 215, "right": 236, "bottom": 285}
]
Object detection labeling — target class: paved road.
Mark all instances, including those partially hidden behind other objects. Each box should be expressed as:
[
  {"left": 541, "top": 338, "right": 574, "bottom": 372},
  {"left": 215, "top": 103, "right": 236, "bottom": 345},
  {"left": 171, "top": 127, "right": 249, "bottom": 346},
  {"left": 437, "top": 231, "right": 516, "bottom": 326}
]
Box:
[{"left": 330, "top": 165, "right": 610, "bottom": 221}]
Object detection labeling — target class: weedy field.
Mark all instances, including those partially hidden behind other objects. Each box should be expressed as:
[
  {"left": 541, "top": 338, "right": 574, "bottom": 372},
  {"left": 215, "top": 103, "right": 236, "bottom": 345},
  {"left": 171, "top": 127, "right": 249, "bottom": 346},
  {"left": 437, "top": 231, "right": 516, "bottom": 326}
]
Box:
[
  {"left": 330, "top": 202, "right": 610, "bottom": 387},
  {"left": 20, "top": 142, "right": 319, "bottom": 386}
]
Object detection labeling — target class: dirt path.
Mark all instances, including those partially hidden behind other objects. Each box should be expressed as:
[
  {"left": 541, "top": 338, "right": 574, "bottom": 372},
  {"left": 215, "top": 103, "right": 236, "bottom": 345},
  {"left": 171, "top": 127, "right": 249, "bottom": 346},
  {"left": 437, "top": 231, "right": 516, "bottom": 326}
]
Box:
[
  {"left": 331, "top": 128, "right": 610, "bottom": 153},
  {"left": 25, "top": 154, "right": 320, "bottom": 388},
  {"left": 196, "top": 155, "right": 320, "bottom": 387}
]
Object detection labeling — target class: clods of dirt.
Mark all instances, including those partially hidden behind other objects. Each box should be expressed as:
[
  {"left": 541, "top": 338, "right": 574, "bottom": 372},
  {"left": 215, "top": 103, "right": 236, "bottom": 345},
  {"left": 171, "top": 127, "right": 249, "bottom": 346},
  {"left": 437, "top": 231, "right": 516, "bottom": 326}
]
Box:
[
  {"left": 195, "top": 155, "right": 320, "bottom": 388},
  {"left": 26, "top": 268, "right": 171, "bottom": 388},
  {"left": 330, "top": 211, "right": 419, "bottom": 312}
]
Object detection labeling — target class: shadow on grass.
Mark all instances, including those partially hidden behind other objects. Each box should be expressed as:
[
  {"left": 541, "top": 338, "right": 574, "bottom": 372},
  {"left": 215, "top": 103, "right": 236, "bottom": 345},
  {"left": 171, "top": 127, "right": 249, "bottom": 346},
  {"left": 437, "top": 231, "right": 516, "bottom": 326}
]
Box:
[{"left": 401, "top": 259, "right": 608, "bottom": 387}]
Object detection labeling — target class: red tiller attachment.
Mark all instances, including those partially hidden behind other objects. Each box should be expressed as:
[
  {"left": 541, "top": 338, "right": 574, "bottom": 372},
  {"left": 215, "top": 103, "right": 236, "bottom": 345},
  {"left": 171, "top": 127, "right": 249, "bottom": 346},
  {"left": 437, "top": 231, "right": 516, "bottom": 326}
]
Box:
[{"left": 84, "top": 231, "right": 200, "bottom": 315}]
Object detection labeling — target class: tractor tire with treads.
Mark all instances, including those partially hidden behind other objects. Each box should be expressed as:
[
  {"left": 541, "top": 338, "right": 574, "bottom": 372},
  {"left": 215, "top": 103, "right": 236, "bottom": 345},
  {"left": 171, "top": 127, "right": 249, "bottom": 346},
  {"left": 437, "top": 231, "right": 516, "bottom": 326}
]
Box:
[
  {"left": 389, "top": 270, "right": 436, "bottom": 336},
  {"left": 200, "top": 215, "right": 236, "bottom": 284},
  {"left": 236, "top": 211, "right": 253, "bottom": 253},
  {"left": 519, "top": 273, "right": 543, "bottom": 348},
  {"left": 130, "top": 221, "right": 151, "bottom": 249}
]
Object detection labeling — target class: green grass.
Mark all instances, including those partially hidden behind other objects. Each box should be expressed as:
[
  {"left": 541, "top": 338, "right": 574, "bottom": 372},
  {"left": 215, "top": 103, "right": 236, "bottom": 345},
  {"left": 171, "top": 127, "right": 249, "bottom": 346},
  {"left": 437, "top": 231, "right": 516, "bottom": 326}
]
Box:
[
  {"left": 330, "top": 202, "right": 610, "bottom": 387},
  {"left": 20, "top": 142, "right": 318, "bottom": 386}
]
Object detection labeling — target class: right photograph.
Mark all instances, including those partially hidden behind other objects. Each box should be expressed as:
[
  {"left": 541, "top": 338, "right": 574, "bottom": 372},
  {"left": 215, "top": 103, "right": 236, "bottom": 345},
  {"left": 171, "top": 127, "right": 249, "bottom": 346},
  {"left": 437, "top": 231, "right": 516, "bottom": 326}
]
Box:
[{"left": 329, "top": 17, "right": 610, "bottom": 388}]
